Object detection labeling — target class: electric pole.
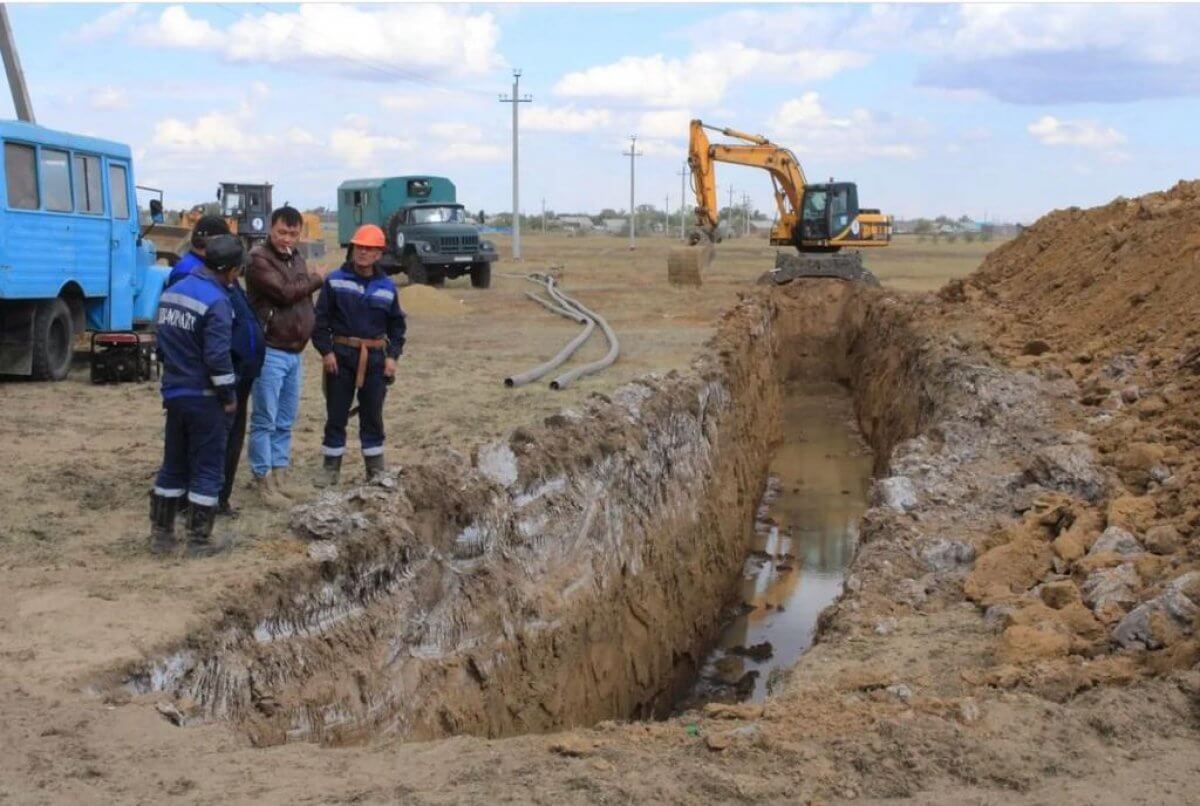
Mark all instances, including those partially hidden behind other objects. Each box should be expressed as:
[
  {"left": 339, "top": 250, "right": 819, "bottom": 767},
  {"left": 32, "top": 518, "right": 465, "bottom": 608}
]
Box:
[
  {"left": 727, "top": 185, "right": 735, "bottom": 233},
  {"left": 623, "top": 135, "right": 642, "bottom": 250},
  {"left": 677, "top": 163, "right": 689, "bottom": 240},
  {"left": 499, "top": 69, "right": 532, "bottom": 259},
  {"left": 0, "top": 4, "right": 34, "bottom": 123},
  {"left": 541, "top": 197, "right": 546, "bottom": 234},
  {"left": 743, "top": 193, "right": 751, "bottom": 236}
]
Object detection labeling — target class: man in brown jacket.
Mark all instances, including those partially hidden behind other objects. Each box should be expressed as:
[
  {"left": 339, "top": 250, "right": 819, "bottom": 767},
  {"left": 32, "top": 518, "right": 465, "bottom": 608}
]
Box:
[{"left": 245, "top": 205, "right": 325, "bottom": 506}]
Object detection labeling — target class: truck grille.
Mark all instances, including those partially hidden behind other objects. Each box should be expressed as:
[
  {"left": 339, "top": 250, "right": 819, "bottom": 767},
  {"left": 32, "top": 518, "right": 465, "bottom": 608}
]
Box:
[{"left": 439, "top": 234, "right": 479, "bottom": 254}]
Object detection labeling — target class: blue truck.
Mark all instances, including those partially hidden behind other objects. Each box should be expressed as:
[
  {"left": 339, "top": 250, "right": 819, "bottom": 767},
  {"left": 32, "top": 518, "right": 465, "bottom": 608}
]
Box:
[{"left": 0, "top": 120, "right": 170, "bottom": 380}]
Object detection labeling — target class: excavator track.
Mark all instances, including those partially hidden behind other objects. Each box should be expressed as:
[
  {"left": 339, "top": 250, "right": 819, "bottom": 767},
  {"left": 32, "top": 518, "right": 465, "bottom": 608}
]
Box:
[{"left": 758, "top": 251, "right": 880, "bottom": 286}]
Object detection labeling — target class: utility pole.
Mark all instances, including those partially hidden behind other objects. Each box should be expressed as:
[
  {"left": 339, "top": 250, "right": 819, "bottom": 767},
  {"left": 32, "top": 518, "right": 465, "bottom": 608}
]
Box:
[
  {"left": 743, "top": 193, "right": 751, "bottom": 236},
  {"left": 0, "top": 4, "right": 34, "bottom": 123},
  {"left": 677, "top": 163, "right": 689, "bottom": 241},
  {"left": 623, "top": 135, "right": 642, "bottom": 250},
  {"left": 499, "top": 69, "right": 532, "bottom": 260},
  {"left": 727, "top": 185, "right": 735, "bottom": 233},
  {"left": 541, "top": 197, "right": 546, "bottom": 234}
]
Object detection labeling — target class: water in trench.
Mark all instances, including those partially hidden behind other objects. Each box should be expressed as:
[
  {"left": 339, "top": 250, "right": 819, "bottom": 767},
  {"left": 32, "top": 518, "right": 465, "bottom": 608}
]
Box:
[{"left": 683, "top": 379, "right": 872, "bottom": 706}]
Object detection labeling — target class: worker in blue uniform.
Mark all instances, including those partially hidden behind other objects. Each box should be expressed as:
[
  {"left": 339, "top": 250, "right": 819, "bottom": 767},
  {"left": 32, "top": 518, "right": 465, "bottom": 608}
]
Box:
[
  {"left": 149, "top": 234, "right": 244, "bottom": 557},
  {"left": 218, "top": 256, "right": 266, "bottom": 517},
  {"left": 166, "top": 215, "right": 231, "bottom": 288},
  {"left": 311, "top": 224, "right": 406, "bottom": 487}
]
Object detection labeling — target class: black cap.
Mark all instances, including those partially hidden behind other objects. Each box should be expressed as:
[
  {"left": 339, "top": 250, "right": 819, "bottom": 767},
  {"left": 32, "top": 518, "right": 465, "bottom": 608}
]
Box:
[
  {"left": 203, "top": 234, "right": 244, "bottom": 272},
  {"left": 194, "top": 215, "right": 231, "bottom": 239}
]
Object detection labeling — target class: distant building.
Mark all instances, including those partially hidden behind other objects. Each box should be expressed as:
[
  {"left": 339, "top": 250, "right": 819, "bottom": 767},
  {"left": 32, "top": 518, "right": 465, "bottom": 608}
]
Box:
[
  {"left": 602, "top": 217, "right": 627, "bottom": 235},
  {"left": 557, "top": 215, "right": 595, "bottom": 231}
]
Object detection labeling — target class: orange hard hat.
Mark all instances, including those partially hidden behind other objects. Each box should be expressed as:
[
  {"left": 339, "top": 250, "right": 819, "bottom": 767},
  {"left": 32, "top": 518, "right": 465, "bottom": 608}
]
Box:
[{"left": 350, "top": 224, "right": 386, "bottom": 248}]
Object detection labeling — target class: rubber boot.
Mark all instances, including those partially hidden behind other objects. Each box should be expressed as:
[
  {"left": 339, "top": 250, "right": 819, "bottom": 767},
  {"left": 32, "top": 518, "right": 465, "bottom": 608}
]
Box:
[
  {"left": 216, "top": 498, "right": 239, "bottom": 519},
  {"left": 149, "top": 492, "right": 178, "bottom": 556},
  {"left": 254, "top": 474, "right": 291, "bottom": 510},
  {"left": 364, "top": 453, "right": 386, "bottom": 483},
  {"left": 315, "top": 455, "right": 342, "bottom": 489},
  {"left": 186, "top": 502, "right": 231, "bottom": 558}
]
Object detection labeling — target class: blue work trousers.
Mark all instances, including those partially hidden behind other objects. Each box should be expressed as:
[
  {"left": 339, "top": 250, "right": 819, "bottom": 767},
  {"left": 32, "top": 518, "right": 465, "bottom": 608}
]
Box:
[
  {"left": 154, "top": 396, "right": 229, "bottom": 506},
  {"left": 249, "top": 347, "right": 303, "bottom": 477},
  {"left": 321, "top": 347, "right": 387, "bottom": 458}
]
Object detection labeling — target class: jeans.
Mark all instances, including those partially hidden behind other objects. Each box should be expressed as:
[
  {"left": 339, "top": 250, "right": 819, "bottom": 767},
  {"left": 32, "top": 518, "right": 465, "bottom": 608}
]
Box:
[
  {"left": 155, "top": 396, "right": 229, "bottom": 506},
  {"left": 248, "top": 347, "right": 303, "bottom": 478},
  {"left": 321, "top": 346, "right": 387, "bottom": 458},
  {"left": 220, "top": 382, "right": 253, "bottom": 504}
]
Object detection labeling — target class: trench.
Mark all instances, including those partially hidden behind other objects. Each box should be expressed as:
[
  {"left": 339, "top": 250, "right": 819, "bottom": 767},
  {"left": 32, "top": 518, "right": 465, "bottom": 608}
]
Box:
[
  {"left": 116, "top": 281, "right": 941, "bottom": 747},
  {"left": 680, "top": 380, "right": 872, "bottom": 707}
]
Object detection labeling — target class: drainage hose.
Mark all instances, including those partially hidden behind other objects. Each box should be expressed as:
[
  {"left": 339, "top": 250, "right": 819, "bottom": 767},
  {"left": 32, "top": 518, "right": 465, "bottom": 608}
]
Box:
[
  {"left": 545, "top": 285, "right": 620, "bottom": 391},
  {"left": 503, "top": 277, "right": 596, "bottom": 388}
]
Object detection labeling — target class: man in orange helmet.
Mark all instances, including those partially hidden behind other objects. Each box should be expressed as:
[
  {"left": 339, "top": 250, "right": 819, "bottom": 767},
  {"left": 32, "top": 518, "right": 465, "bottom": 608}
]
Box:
[{"left": 311, "top": 224, "right": 406, "bottom": 486}]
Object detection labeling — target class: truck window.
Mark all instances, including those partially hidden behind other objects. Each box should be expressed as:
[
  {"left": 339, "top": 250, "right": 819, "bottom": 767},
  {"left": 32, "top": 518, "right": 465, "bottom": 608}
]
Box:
[
  {"left": 72, "top": 154, "right": 103, "bottom": 214},
  {"left": 5, "top": 142, "right": 37, "bottom": 209},
  {"left": 108, "top": 163, "right": 129, "bottom": 219},
  {"left": 407, "top": 179, "right": 431, "bottom": 198},
  {"left": 40, "top": 148, "right": 72, "bottom": 212}
]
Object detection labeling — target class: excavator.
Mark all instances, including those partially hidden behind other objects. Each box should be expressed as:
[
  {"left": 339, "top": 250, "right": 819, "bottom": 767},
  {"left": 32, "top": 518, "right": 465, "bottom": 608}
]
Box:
[{"left": 671, "top": 119, "right": 892, "bottom": 284}]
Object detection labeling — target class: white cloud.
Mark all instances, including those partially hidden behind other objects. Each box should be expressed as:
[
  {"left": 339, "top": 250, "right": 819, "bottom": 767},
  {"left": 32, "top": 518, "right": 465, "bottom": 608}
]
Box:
[
  {"left": 329, "top": 126, "right": 412, "bottom": 170},
  {"left": 554, "top": 43, "right": 868, "bottom": 107},
  {"left": 766, "top": 93, "right": 921, "bottom": 162},
  {"left": 523, "top": 105, "right": 611, "bottom": 133},
  {"left": 139, "top": 4, "right": 502, "bottom": 80},
  {"left": 152, "top": 112, "right": 268, "bottom": 155},
  {"left": 636, "top": 109, "right": 692, "bottom": 140},
  {"left": 91, "top": 87, "right": 129, "bottom": 111},
  {"left": 1027, "top": 116, "right": 1126, "bottom": 150},
  {"left": 68, "top": 4, "right": 139, "bottom": 42},
  {"left": 136, "top": 5, "right": 220, "bottom": 49},
  {"left": 287, "top": 127, "right": 319, "bottom": 146}
]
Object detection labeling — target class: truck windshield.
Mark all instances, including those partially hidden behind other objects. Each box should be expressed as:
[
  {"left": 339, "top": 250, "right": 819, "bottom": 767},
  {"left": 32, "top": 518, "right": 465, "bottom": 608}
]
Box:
[{"left": 410, "top": 206, "right": 465, "bottom": 224}]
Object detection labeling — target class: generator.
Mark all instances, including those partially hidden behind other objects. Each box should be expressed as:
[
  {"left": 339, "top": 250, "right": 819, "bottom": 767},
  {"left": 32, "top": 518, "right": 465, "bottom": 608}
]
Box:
[{"left": 90, "top": 331, "right": 156, "bottom": 384}]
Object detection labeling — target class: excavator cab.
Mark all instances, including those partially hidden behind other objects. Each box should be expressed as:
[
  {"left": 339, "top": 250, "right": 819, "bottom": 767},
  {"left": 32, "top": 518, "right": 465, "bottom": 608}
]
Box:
[{"left": 800, "top": 183, "right": 858, "bottom": 242}]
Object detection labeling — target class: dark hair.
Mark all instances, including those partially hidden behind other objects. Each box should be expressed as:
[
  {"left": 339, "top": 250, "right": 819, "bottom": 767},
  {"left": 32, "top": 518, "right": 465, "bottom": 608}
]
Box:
[
  {"left": 270, "top": 205, "right": 303, "bottom": 228},
  {"left": 191, "top": 214, "right": 230, "bottom": 248}
]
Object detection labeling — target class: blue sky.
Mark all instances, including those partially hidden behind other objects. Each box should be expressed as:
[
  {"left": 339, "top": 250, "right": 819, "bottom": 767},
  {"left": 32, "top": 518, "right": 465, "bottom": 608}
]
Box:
[{"left": 7, "top": 3, "right": 1200, "bottom": 223}]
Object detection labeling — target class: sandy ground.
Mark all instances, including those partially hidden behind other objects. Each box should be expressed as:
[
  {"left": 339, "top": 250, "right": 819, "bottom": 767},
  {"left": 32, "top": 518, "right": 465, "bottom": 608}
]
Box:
[{"left": 0, "top": 233, "right": 1028, "bottom": 803}]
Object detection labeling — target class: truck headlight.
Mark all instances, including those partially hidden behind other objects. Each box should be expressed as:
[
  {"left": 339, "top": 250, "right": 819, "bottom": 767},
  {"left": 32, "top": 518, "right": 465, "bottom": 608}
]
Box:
[
  {"left": 421, "top": 243, "right": 433, "bottom": 253},
  {"left": 481, "top": 240, "right": 495, "bottom": 251}
]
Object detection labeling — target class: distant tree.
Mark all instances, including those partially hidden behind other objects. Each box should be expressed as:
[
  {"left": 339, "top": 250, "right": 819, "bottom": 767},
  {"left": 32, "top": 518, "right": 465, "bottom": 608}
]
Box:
[
  {"left": 913, "top": 218, "right": 933, "bottom": 242},
  {"left": 963, "top": 231, "right": 977, "bottom": 243},
  {"left": 478, "top": 209, "right": 485, "bottom": 224}
]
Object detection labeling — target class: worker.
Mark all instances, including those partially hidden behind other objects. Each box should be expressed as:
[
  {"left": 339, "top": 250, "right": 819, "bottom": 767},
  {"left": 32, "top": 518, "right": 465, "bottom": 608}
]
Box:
[
  {"left": 245, "top": 206, "right": 327, "bottom": 508},
  {"left": 218, "top": 252, "right": 266, "bottom": 518},
  {"left": 311, "top": 224, "right": 406, "bottom": 486},
  {"left": 167, "top": 215, "right": 232, "bottom": 288},
  {"left": 148, "top": 234, "right": 244, "bottom": 557}
]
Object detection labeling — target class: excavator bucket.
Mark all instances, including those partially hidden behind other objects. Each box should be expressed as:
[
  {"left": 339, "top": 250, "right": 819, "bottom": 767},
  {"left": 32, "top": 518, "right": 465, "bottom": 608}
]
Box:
[
  {"left": 667, "top": 243, "right": 714, "bottom": 286},
  {"left": 758, "top": 251, "right": 880, "bottom": 287}
]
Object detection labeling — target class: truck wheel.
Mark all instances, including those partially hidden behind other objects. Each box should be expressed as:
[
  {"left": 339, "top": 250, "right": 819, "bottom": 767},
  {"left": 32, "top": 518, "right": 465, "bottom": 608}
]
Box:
[
  {"left": 470, "top": 262, "right": 492, "bottom": 289},
  {"left": 403, "top": 253, "right": 428, "bottom": 285},
  {"left": 428, "top": 268, "right": 446, "bottom": 288},
  {"left": 31, "top": 298, "right": 74, "bottom": 381}
]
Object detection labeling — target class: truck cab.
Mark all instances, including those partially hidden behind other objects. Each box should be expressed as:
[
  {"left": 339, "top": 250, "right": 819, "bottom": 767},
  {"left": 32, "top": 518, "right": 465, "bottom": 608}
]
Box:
[
  {"left": 0, "top": 121, "right": 168, "bottom": 380},
  {"left": 337, "top": 176, "right": 497, "bottom": 288}
]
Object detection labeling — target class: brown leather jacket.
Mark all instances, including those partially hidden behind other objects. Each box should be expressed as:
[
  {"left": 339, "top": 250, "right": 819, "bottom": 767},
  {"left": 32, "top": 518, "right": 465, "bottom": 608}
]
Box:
[{"left": 245, "top": 242, "right": 324, "bottom": 353}]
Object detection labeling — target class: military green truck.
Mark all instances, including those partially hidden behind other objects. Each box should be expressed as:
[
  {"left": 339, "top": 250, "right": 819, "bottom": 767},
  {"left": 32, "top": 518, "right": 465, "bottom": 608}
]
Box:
[{"left": 337, "top": 176, "right": 497, "bottom": 288}]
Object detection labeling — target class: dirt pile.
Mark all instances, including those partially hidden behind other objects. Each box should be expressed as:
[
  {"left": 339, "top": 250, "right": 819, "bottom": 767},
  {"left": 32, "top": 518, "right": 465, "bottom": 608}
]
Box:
[{"left": 940, "top": 179, "right": 1200, "bottom": 674}]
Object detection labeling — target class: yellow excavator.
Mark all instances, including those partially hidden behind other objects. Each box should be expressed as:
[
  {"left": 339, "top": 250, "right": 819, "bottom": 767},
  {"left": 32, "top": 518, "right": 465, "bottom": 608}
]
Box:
[{"left": 674, "top": 119, "right": 892, "bottom": 284}]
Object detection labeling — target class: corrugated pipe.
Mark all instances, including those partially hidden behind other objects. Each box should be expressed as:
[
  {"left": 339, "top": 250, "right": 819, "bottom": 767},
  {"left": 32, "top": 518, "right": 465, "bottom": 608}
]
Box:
[
  {"left": 543, "top": 282, "right": 620, "bottom": 391},
  {"left": 503, "top": 277, "right": 595, "bottom": 388}
]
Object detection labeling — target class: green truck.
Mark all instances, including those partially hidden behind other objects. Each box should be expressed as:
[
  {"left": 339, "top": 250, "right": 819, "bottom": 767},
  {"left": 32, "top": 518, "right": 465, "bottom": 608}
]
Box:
[{"left": 337, "top": 176, "right": 497, "bottom": 288}]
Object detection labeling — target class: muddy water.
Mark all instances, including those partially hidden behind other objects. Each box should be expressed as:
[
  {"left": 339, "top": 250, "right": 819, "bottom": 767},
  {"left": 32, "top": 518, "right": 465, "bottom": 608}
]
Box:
[{"left": 687, "top": 380, "right": 872, "bottom": 705}]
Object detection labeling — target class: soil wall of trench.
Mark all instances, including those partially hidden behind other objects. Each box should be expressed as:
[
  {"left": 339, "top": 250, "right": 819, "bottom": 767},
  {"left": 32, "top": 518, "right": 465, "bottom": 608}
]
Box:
[{"left": 116, "top": 280, "right": 949, "bottom": 747}]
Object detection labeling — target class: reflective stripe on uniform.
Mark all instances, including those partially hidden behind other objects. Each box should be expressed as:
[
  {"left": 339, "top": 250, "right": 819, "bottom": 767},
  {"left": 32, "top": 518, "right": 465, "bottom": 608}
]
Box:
[
  {"left": 321, "top": 444, "right": 347, "bottom": 457},
  {"left": 154, "top": 486, "right": 186, "bottom": 498},
  {"left": 370, "top": 289, "right": 395, "bottom": 303},
  {"left": 160, "top": 291, "right": 210, "bottom": 316},
  {"left": 330, "top": 279, "right": 364, "bottom": 294},
  {"left": 361, "top": 445, "right": 384, "bottom": 457},
  {"left": 210, "top": 373, "right": 236, "bottom": 386},
  {"left": 187, "top": 491, "right": 219, "bottom": 506}
]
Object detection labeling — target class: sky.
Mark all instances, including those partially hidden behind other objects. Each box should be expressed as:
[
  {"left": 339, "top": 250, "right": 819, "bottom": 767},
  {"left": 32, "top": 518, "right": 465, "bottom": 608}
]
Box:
[{"left": 6, "top": 2, "right": 1200, "bottom": 223}]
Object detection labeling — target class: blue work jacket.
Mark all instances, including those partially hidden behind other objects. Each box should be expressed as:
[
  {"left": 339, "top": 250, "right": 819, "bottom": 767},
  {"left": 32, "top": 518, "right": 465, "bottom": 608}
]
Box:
[
  {"left": 156, "top": 267, "right": 236, "bottom": 404},
  {"left": 166, "top": 251, "right": 203, "bottom": 288},
  {"left": 228, "top": 280, "right": 265, "bottom": 388},
  {"left": 312, "top": 266, "right": 407, "bottom": 360}
]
